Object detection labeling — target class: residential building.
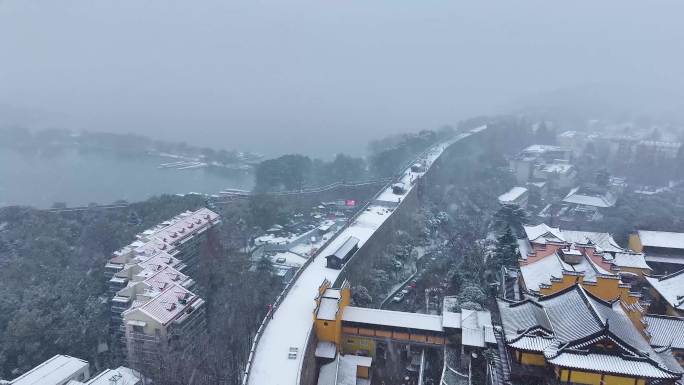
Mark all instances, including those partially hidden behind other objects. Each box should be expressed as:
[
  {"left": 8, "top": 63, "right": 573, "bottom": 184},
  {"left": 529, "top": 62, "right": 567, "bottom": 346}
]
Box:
[
  {"left": 497, "top": 284, "right": 683, "bottom": 385},
  {"left": 645, "top": 269, "right": 684, "bottom": 317},
  {"left": 630, "top": 230, "right": 684, "bottom": 271},
  {"left": 497, "top": 187, "right": 528, "bottom": 208},
  {"left": 534, "top": 161, "right": 577, "bottom": 189},
  {"left": 557, "top": 130, "right": 586, "bottom": 156},
  {"left": 509, "top": 145, "right": 574, "bottom": 188},
  {"left": 1, "top": 355, "right": 142, "bottom": 385},
  {"left": 5, "top": 355, "right": 90, "bottom": 385},
  {"left": 105, "top": 208, "right": 220, "bottom": 279},
  {"left": 563, "top": 185, "right": 617, "bottom": 208},
  {"left": 72, "top": 367, "right": 142, "bottom": 385},
  {"left": 517, "top": 224, "right": 650, "bottom": 300},
  {"left": 122, "top": 282, "right": 206, "bottom": 370},
  {"left": 105, "top": 208, "right": 219, "bottom": 371}
]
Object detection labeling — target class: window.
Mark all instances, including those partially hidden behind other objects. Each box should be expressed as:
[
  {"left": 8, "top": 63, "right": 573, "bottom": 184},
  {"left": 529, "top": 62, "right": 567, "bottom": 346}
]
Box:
[{"left": 132, "top": 325, "right": 144, "bottom": 333}]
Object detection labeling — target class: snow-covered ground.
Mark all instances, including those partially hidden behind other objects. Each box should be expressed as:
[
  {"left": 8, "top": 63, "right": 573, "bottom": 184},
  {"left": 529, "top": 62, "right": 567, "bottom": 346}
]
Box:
[{"left": 245, "top": 129, "right": 482, "bottom": 385}]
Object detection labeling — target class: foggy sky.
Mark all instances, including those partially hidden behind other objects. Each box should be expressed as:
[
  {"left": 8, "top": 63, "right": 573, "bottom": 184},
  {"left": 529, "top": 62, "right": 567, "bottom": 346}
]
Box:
[{"left": 2, "top": 1, "right": 684, "bottom": 157}]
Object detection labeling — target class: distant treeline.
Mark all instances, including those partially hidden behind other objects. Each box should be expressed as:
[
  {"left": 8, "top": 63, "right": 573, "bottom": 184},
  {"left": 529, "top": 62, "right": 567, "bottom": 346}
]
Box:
[
  {"left": 254, "top": 126, "right": 456, "bottom": 191},
  {"left": 0, "top": 126, "right": 262, "bottom": 166}
]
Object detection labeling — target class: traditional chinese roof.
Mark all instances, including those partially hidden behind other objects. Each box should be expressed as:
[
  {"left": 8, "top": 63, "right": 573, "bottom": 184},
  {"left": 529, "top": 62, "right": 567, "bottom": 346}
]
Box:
[
  {"left": 645, "top": 314, "right": 684, "bottom": 350},
  {"left": 519, "top": 251, "right": 614, "bottom": 293},
  {"left": 645, "top": 269, "right": 684, "bottom": 312},
  {"left": 563, "top": 187, "right": 617, "bottom": 208},
  {"left": 607, "top": 252, "right": 651, "bottom": 270},
  {"left": 498, "top": 285, "right": 680, "bottom": 380},
  {"left": 523, "top": 224, "right": 564, "bottom": 244}
]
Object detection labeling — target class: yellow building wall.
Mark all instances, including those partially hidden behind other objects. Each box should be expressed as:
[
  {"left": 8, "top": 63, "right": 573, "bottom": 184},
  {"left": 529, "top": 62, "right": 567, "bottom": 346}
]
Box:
[
  {"left": 628, "top": 234, "right": 643, "bottom": 252},
  {"left": 604, "top": 375, "right": 645, "bottom": 385},
  {"left": 537, "top": 274, "right": 640, "bottom": 306},
  {"left": 313, "top": 281, "right": 352, "bottom": 348},
  {"left": 539, "top": 274, "right": 583, "bottom": 296},
  {"left": 315, "top": 319, "right": 339, "bottom": 343},
  {"left": 569, "top": 370, "right": 603, "bottom": 384},
  {"left": 520, "top": 352, "right": 546, "bottom": 366},
  {"left": 342, "top": 336, "right": 375, "bottom": 357},
  {"left": 356, "top": 366, "right": 370, "bottom": 379}
]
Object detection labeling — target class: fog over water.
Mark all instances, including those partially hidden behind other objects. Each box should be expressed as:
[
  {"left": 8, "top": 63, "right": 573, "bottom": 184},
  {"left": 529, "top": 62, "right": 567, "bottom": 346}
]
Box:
[{"left": 2, "top": 1, "right": 684, "bottom": 157}]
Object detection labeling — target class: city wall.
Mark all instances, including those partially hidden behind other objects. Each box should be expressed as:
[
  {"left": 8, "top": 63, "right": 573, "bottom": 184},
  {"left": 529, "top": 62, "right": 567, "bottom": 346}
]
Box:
[{"left": 297, "top": 129, "right": 490, "bottom": 385}]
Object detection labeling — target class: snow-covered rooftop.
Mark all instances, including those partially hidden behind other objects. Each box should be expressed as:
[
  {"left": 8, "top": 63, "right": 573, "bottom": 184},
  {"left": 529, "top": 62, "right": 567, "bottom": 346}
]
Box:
[
  {"left": 269, "top": 251, "right": 309, "bottom": 268},
  {"left": 83, "top": 367, "right": 141, "bottom": 385},
  {"left": 523, "top": 224, "right": 563, "bottom": 244},
  {"left": 541, "top": 163, "right": 574, "bottom": 174},
  {"left": 342, "top": 306, "right": 443, "bottom": 332},
  {"left": 638, "top": 230, "right": 684, "bottom": 250},
  {"left": 608, "top": 252, "right": 651, "bottom": 270},
  {"left": 563, "top": 187, "right": 616, "bottom": 208},
  {"left": 460, "top": 309, "right": 495, "bottom": 347},
  {"left": 11, "top": 355, "right": 89, "bottom": 385},
  {"left": 497, "top": 187, "right": 527, "bottom": 204},
  {"left": 522, "top": 144, "right": 564, "bottom": 154},
  {"left": 646, "top": 270, "right": 684, "bottom": 311},
  {"left": 317, "top": 355, "right": 357, "bottom": 385}
]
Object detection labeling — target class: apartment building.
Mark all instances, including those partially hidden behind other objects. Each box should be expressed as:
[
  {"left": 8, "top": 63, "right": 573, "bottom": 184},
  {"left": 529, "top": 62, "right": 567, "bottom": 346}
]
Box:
[
  {"left": 104, "top": 208, "right": 219, "bottom": 371},
  {"left": 0, "top": 355, "right": 141, "bottom": 385},
  {"left": 509, "top": 144, "right": 575, "bottom": 188}
]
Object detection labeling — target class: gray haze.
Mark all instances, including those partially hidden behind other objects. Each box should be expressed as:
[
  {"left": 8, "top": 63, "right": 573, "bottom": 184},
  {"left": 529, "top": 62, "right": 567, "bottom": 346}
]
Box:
[{"left": 2, "top": 0, "right": 684, "bottom": 157}]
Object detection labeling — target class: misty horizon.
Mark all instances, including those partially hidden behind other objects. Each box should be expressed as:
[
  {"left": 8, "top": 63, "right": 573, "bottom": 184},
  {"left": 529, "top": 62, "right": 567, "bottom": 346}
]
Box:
[{"left": 2, "top": 1, "right": 684, "bottom": 157}]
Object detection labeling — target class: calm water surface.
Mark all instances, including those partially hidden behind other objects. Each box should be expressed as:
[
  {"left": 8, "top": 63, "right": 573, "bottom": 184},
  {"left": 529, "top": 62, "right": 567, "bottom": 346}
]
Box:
[{"left": 0, "top": 147, "right": 254, "bottom": 208}]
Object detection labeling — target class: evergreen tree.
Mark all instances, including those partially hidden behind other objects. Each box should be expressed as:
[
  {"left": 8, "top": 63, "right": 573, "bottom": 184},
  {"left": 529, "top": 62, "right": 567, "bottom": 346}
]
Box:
[
  {"left": 493, "top": 204, "right": 528, "bottom": 235},
  {"left": 494, "top": 226, "right": 519, "bottom": 268}
]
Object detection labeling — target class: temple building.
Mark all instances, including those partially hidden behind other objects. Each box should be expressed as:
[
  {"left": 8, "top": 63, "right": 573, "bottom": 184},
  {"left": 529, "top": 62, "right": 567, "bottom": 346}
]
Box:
[
  {"left": 311, "top": 280, "right": 495, "bottom": 384},
  {"left": 517, "top": 224, "right": 650, "bottom": 302},
  {"left": 497, "top": 284, "right": 683, "bottom": 385},
  {"left": 645, "top": 269, "right": 684, "bottom": 317}
]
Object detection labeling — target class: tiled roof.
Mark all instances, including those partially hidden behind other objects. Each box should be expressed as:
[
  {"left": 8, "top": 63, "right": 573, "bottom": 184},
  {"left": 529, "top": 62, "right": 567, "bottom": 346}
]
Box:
[
  {"left": 563, "top": 187, "right": 617, "bottom": 208},
  {"left": 519, "top": 253, "right": 571, "bottom": 292},
  {"left": 546, "top": 352, "right": 678, "bottom": 379},
  {"left": 561, "top": 230, "right": 623, "bottom": 253},
  {"left": 131, "top": 283, "right": 201, "bottom": 325},
  {"left": 498, "top": 285, "right": 679, "bottom": 379},
  {"left": 645, "top": 314, "right": 684, "bottom": 350},
  {"left": 498, "top": 187, "right": 527, "bottom": 204},
  {"left": 608, "top": 252, "right": 651, "bottom": 270},
  {"left": 523, "top": 224, "right": 563, "bottom": 244},
  {"left": 645, "top": 270, "right": 684, "bottom": 311}
]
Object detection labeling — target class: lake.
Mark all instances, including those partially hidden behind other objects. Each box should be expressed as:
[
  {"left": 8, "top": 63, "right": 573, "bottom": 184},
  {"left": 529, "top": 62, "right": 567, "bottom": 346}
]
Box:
[{"left": 0, "top": 147, "right": 254, "bottom": 208}]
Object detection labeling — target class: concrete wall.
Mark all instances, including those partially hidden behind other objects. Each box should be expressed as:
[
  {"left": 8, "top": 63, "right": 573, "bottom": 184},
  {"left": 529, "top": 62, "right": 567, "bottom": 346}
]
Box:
[
  {"left": 298, "top": 328, "right": 319, "bottom": 385},
  {"left": 300, "top": 129, "right": 490, "bottom": 385},
  {"left": 332, "top": 131, "right": 487, "bottom": 289}
]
